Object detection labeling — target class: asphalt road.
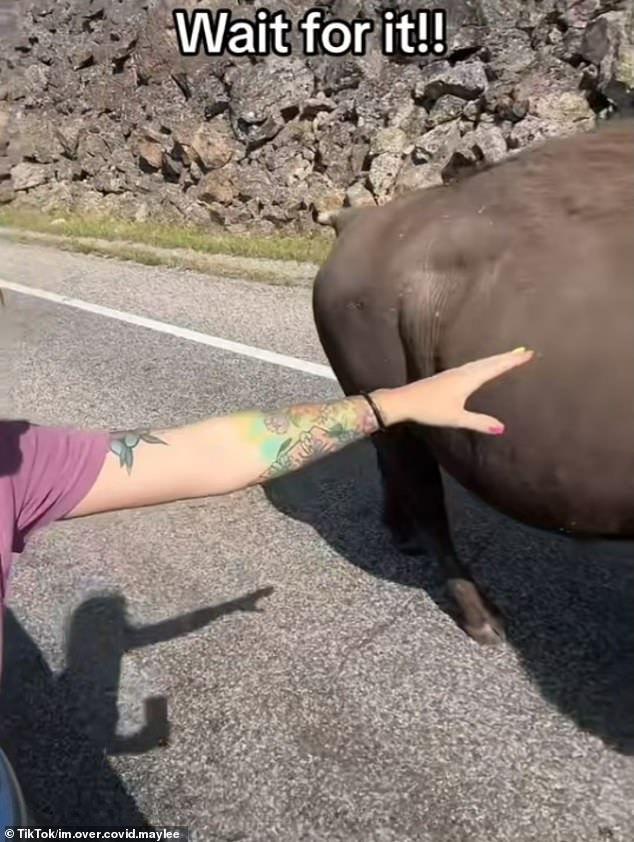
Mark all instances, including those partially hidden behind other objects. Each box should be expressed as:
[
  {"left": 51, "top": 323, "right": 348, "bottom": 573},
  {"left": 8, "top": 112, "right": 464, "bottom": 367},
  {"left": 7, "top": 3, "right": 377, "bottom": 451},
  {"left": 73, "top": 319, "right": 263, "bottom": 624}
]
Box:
[{"left": 0, "top": 240, "right": 633, "bottom": 842}]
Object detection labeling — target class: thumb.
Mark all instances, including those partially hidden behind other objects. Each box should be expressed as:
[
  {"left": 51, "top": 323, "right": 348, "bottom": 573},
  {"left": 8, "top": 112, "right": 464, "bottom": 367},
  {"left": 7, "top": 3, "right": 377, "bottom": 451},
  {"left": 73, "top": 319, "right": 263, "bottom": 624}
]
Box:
[{"left": 459, "top": 411, "right": 506, "bottom": 435}]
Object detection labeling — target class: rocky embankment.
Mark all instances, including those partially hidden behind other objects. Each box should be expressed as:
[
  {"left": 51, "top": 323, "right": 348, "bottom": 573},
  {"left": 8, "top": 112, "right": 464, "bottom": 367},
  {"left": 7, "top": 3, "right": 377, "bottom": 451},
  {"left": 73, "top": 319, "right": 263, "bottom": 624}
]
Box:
[{"left": 0, "top": 0, "right": 632, "bottom": 233}]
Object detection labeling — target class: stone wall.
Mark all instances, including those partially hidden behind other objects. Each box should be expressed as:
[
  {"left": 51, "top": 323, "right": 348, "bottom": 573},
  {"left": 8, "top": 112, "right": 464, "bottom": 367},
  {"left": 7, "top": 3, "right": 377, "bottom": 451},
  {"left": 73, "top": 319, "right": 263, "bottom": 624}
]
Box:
[{"left": 0, "top": 0, "right": 632, "bottom": 233}]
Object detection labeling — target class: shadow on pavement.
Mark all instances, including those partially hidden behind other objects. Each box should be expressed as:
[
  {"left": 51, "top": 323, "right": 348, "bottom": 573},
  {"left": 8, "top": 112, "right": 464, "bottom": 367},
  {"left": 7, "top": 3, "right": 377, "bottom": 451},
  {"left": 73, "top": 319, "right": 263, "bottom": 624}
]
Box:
[
  {"left": 0, "top": 586, "right": 273, "bottom": 826},
  {"left": 264, "top": 440, "right": 634, "bottom": 755},
  {"left": 0, "top": 420, "right": 28, "bottom": 478}
]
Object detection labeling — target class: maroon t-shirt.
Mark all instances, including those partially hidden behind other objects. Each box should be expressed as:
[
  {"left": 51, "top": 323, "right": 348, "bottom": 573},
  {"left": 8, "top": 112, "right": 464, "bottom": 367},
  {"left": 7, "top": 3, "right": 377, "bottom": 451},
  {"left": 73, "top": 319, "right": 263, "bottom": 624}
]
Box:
[{"left": 0, "top": 421, "right": 110, "bottom": 674}]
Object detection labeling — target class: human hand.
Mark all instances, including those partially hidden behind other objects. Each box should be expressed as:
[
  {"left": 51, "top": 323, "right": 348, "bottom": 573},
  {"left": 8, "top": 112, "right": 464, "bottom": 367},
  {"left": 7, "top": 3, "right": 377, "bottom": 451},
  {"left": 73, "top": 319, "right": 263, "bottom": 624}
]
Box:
[{"left": 373, "top": 347, "right": 534, "bottom": 435}]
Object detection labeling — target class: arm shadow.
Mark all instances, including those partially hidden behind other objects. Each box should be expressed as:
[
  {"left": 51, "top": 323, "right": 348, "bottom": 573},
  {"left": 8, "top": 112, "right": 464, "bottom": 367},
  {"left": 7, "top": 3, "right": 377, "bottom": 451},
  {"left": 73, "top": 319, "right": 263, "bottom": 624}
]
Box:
[
  {"left": 0, "top": 586, "right": 274, "bottom": 825},
  {"left": 263, "top": 439, "right": 634, "bottom": 756}
]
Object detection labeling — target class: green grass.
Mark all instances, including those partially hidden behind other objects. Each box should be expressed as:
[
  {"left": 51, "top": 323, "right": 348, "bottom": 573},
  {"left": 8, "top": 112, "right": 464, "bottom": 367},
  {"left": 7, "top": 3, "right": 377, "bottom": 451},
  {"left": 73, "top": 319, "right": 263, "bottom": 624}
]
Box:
[
  {"left": 0, "top": 207, "right": 332, "bottom": 265},
  {"left": 6, "top": 231, "right": 313, "bottom": 285}
]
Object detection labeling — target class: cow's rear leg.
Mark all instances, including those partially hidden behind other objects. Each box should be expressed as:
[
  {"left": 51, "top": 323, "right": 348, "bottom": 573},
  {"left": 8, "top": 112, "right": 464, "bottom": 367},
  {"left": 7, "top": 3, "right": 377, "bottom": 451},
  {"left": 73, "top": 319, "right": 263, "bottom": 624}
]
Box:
[
  {"left": 312, "top": 311, "right": 505, "bottom": 645},
  {"left": 312, "top": 285, "right": 427, "bottom": 554},
  {"left": 376, "top": 430, "right": 428, "bottom": 555},
  {"left": 377, "top": 425, "right": 506, "bottom": 646},
  {"left": 313, "top": 282, "right": 504, "bottom": 644}
]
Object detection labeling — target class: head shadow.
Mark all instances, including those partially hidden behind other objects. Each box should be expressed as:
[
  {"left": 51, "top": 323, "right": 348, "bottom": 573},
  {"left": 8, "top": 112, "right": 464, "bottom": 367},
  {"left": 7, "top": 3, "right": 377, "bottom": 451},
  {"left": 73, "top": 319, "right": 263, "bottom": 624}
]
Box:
[
  {"left": 0, "top": 420, "right": 30, "bottom": 479},
  {"left": 263, "top": 440, "right": 634, "bottom": 755},
  {"left": 0, "top": 585, "right": 274, "bottom": 825}
]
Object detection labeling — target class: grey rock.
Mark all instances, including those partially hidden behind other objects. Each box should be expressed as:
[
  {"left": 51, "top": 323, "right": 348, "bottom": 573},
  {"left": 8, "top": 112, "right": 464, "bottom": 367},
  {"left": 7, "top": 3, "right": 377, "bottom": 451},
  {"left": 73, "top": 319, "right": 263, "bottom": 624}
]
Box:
[
  {"left": 310, "top": 187, "right": 346, "bottom": 217},
  {"left": 0, "top": 180, "right": 15, "bottom": 204},
  {"left": 11, "top": 160, "right": 51, "bottom": 190},
  {"left": 517, "top": 1, "right": 557, "bottom": 36},
  {"left": 508, "top": 113, "right": 591, "bottom": 150},
  {"left": 231, "top": 162, "right": 275, "bottom": 206},
  {"left": 346, "top": 181, "right": 375, "bottom": 207},
  {"left": 393, "top": 120, "right": 465, "bottom": 193},
  {"left": 559, "top": 0, "right": 604, "bottom": 31},
  {"left": 427, "top": 95, "right": 468, "bottom": 127},
  {"left": 22, "top": 63, "right": 49, "bottom": 96},
  {"left": 171, "top": 196, "right": 212, "bottom": 228},
  {"left": 483, "top": 80, "right": 529, "bottom": 122},
  {"left": 182, "top": 64, "right": 229, "bottom": 118},
  {"left": 301, "top": 96, "right": 336, "bottom": 119},
  {"left": 190, "top": 122, "right": 236, "bottom": 170},
  {"left": 311, "top": 56, "right": 364, "bottom": 96},
  {"left": 479, "top": 0, "right": 524, "bottom": 27},
  {"left": 198, "top": 170, "right": 236, "bottom": 205},
  {"left": 12, "top": 115, "right": 63, "bottom": 164},
  {"left": 71, "top": 46, "right": 95, "bottom": 71},
  {"left": 140, "top": 126, "right": 167, "bottom": 146},
  {"left": 243, "top": 115, "right": 285, "bottom": 151},
  {"left": 581, "top": 10, "right": 634, "bottom": 109},
  {"left": 413, "top": 121, "right": 462, "bottom": 165},
  {"left": 161, "top": 154, "right": 183, "bottom": 182},
  {"left": 54, "top": 121, "right": 85, "bottom": 159},
  {"left": 75, "top": 130, "right": 111, "bottom": 177},
  {"left": 252, "top": 121, "right": 315, "bottom": 183},
  {"left": 353, "top": 63, "right": 421, "bottom": 134},
  {"left": 530, "top": 89, "right": 595, "bottom": 126},
  {"left": 138, "top": 139, "right": 164, "bottom": 171},
  {"left": 369, "top": 126, "right": 410, "bottom": 157},
  {"left": 368, "top": 152, "right": 403, "bottom": 204},
  {"left": 303, "top": 171, "right": 342, "bottom": 214},
  {"left": 394, "top": 157, "right": 444, "bottom": 194},
  {"left": 462, "top": 99, "right": 484, "bottom": 122},
  {"left": 46, "top": 65, "right": 82, "bottom": 113},
  {"left": 458, "top": 124, "right": 508, "bottom": 164},
  {"left": 0, "top": 156, "right": 12, "bottom": 179},
  {"left": 53, "top": 158, "right": 75, "bottom": 183},
  {"left": 415, "top": 60, "right": 488, "bottom": 103},
  {"left": 92, "top": 170, "right": 127, "bottom": 194},
  {"left": 510, "top": 56, "right": 596, "bottom": 131},
  {"left": 384, "top": 102, "right": 416, "bottom": 132},
  {"left": 316, "top": 114, "right": 356, "bottom": 186},
  {"left": 227, "top": 56, "right": 314, "bottom": 141},
  {"left": 485, "top": 30, "right": 536, "bottom": 83}
]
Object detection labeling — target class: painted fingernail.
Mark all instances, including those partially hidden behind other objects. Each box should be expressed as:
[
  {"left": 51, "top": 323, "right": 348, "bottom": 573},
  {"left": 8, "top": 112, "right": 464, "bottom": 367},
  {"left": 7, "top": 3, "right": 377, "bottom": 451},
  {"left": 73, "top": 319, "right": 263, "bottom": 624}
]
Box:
[
  {"left": 489, "top": 425, "right": 505, "bottom": 435},
  {"left": 512, "top": 346, "right": 528, "bottom": 354}
]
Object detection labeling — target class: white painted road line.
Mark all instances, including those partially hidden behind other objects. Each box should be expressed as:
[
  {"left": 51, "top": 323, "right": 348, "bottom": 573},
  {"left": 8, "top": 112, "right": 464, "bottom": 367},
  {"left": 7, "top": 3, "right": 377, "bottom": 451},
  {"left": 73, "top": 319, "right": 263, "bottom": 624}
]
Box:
[{"left": 0, "top": 279, "right": 337, "bottom": 381}]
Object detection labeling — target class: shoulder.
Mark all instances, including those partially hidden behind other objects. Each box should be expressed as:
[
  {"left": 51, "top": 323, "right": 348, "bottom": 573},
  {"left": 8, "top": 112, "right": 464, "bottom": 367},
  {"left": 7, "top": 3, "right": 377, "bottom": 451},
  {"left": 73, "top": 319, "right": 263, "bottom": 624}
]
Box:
[{"left": 0, "top": 419, "right": 110, "bottom": 546}]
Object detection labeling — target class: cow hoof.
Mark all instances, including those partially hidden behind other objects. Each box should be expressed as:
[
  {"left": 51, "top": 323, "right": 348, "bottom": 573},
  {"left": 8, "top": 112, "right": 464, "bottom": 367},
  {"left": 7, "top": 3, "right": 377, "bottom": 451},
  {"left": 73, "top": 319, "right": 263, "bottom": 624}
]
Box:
[
  {"left": 447, "top": 578, "right": 506, "bottom": 646},
  {"left": 463, "top": 616, "right": 506, "bottom": 646}
]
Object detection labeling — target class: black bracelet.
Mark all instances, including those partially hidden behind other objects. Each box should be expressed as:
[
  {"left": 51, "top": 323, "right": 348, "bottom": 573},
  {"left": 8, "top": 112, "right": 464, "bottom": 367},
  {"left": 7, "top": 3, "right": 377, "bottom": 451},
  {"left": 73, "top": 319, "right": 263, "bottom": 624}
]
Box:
[{"left": 360, "top": 390, "right": 387, "bottom": 431}]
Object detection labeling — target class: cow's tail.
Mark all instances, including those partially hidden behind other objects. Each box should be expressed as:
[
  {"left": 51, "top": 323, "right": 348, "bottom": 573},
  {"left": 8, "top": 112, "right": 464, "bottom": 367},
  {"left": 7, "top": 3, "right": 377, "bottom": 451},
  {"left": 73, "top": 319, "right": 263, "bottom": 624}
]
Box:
[{"left": 316, "top": 206, "right": 367, "bottom": 237}]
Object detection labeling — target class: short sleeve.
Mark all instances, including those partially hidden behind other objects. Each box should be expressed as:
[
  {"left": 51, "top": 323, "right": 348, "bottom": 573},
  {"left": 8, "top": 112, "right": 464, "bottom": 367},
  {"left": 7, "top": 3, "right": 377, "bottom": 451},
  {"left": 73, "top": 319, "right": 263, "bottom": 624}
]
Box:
[{"left": 3, "top": 421, "right": 111, "bottom": 553}]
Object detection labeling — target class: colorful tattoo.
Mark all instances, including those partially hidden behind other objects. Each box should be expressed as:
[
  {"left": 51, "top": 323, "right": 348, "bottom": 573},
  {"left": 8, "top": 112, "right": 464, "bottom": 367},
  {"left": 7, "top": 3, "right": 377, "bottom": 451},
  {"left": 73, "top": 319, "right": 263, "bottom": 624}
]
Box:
[
  {"left": 237, "top": 396, "right": 378, "bottom": 483},
  {"left": 109, "top": 429, "right": 167, "bottom": 474}
]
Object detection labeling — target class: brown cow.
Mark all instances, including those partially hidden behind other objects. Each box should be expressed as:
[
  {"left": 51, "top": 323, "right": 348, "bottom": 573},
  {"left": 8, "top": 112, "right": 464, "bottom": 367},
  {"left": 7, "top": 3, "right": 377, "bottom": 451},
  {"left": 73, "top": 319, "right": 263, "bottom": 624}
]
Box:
[{"left": 312, "top": 118, "right": 634, "bottom": 645}]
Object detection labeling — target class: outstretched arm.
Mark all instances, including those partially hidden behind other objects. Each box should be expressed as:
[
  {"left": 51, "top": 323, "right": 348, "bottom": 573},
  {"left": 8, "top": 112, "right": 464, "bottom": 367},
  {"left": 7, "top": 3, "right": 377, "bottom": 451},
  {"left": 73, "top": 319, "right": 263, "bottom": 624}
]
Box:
[
  {"left": 68, "top": 393, "right": 381, "bottom": 518},
  {"left": 67, "top": 348, "right": 533, "bottom": 520}
]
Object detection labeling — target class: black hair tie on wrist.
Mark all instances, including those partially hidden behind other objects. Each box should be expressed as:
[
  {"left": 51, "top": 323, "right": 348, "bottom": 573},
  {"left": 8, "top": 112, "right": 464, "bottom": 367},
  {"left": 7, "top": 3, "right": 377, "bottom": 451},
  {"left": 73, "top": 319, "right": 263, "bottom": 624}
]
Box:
[{"left": 360, "top": 391, "right": 387, "bottom": 431}]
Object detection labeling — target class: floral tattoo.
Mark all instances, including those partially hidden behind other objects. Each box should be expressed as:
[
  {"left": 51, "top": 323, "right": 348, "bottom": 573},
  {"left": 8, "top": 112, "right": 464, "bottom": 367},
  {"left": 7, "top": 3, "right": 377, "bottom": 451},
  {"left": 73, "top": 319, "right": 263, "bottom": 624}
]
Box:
[
  {"left": 109, "top": 429, "right": 167, "bottom": 474},
  {"left": 106, "top": 396, "right": 379, "bottom": 484},
  {"left": 239, "top": 397, "right": 378, "bottom": 483}
]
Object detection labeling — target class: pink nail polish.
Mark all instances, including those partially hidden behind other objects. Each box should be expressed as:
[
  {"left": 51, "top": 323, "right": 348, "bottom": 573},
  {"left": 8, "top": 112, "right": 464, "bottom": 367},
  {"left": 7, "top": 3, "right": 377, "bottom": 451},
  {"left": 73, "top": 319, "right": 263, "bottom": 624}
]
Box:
[{"left": 489, "top": 425, "right": 505, "bottom": 435}]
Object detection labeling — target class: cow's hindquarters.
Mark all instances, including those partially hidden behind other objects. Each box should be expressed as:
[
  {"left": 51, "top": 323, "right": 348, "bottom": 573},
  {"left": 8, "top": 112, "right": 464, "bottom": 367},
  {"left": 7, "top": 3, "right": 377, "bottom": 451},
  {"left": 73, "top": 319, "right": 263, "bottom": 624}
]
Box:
[
  {"left": 313, "top": 264, "right": 508, "bottom": 644},
  {"left": 412, "top": 218, "right": 634, "bottom": 538}
]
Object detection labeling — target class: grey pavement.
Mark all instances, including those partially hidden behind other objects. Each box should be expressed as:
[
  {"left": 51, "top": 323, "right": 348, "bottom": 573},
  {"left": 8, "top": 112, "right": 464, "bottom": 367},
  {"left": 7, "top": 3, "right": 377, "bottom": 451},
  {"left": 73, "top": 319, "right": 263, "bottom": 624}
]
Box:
[{"left": 0, "top": 240, "right": 633, "bottom": 841}]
